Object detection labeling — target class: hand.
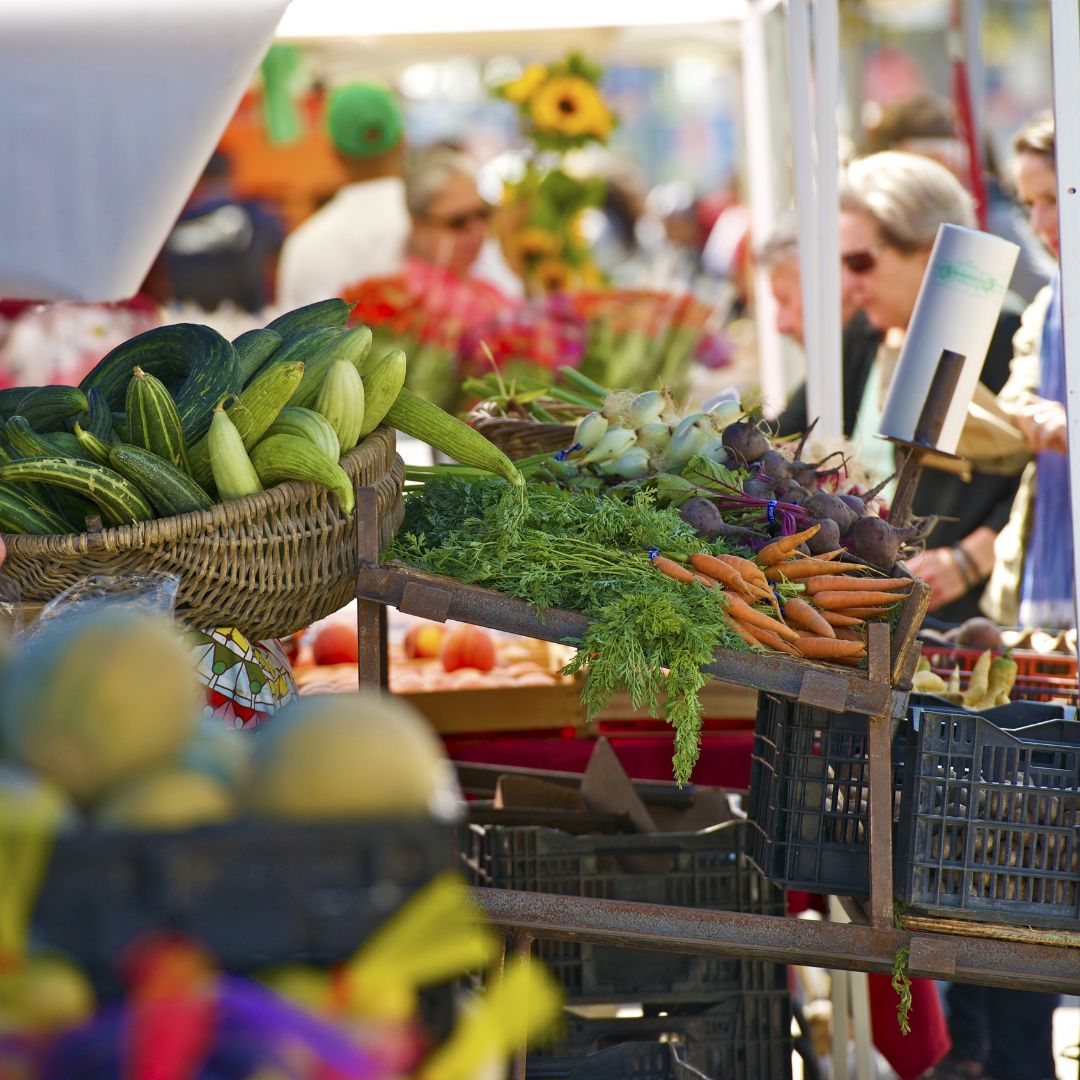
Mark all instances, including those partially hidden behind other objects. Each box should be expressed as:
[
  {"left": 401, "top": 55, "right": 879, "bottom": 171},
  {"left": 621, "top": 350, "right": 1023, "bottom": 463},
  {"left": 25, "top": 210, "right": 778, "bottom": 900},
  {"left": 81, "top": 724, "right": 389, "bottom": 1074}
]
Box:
[
  {"left": 0, "top": 534, "right": 5, "bottom": 569},
  {"left": 1006, "top": 393, "right": 1068, "bottom": 454},
  {"left": 903, "top": 547, "right": 967, "bottom": 612}
]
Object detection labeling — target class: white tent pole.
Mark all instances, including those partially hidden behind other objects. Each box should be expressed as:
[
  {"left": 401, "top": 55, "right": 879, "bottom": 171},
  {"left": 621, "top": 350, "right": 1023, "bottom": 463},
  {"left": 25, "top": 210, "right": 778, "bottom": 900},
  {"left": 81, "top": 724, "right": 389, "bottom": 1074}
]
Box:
[
  {"left": 1049, "top": 0, "right": 1080, "bottom": 637},
  {"left": 742, "top": 0, "right": 786, "bottom": 417},
  {"left": 786, "top": 0, "right": 827, "bottom": 434},
  {"left": 812, "top": 0, "right": 843, "bottom": 438},
  {"left": 960, "top": 0, "right": 985, "bottom": 161}
]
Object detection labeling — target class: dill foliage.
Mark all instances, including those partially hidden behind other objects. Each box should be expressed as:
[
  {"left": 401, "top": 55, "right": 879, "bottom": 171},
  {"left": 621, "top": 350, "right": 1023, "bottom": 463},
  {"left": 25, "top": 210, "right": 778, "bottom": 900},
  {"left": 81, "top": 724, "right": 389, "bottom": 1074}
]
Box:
[{"left": 391, "top": 476, "right": 744, "bottom": 784}]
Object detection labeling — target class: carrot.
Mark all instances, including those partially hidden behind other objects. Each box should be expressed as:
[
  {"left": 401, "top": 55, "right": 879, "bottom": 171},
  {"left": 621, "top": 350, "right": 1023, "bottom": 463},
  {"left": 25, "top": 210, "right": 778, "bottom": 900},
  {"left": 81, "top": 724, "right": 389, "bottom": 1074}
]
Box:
[
  {"left": 832, "top": 626, "right": 868, "bottom": 643},
  {"left": 715, "top": 554, "right": 771, "bottom": 592},
  {"left": 818, "top": 608, "right": 865, "bottom": 628},
  {"left": 803, "top": 575, "right": 910, "bottom": 595},
  {"left": 765, "top": 560, "right": 865, "bottom": 582},
  {"left": 651, "top": 555, "right": 699, "bottom": 585},
  {"left": 812, "top": 590, "right": 908, "bottom": 611},
  {"left": 723, "top": 593, "right": 801, "bottom": 643},
  {"left": 837, "top": 606, "right": 897, "bottom": 620},
  {"left": 793, "top": 636, "right": 868, "bottom": 661},
  {"left": 722, "top": 611, "right": 765, "bottom": 650},
  {"left": 756, "top": 524, "right": 822, "bottom": 566},
  {"left": 744, "top": 623, "right": 802, "bottom": 656},
  {"left": 689, "top": 553, "right": 752, "bottom": 593},
  {"left": 782, "top": 596, "right": 835, "bottom": 638}
]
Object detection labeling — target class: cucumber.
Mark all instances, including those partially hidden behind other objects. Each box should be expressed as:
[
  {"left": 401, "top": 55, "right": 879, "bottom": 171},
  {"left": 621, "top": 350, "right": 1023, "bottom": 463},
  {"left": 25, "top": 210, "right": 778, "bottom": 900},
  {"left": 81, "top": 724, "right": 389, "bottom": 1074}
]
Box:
[
  {"left": 126, "top": 367, "right": 190, "bottom": 473},
  {"left": 3, "top": 417, "right": 91, "bottom": 462},
  {"left": 10, "top": 386, "right": 88, "bottom": 433},
  {"left": 112, "top": 413, "right": 130, "bottom": 442},
  {"left": 78, "top": 323, "right": 239, "bottom": 445},
  {"left": 0, "top": 386, "right": 41, "bottom": 421},
  {"left": 253, "top": 325, "right": 346, "bottom": 388},
  {"left": 264, "top": 298, "right": 354, "bottom": 338},
  {"left": 81, "top": 388, "right": 116, "bottom": 445},
  {"left": 187, "top": 360, "right": 304, "bottom": 490},
  {"left": 206, "top": 401, "right": 262, "bottom": 503},
  {"left": 107, "top": 444, "right": 213, "bottom": 517},
  {"left": 314, "top": 358, "right": 365, "bottom": 454},
  {"left": 0, "top": 457, "right": 154, "bottom": 527},
  {"left": 289, "top": 324, "right": 372, "bottom": 410},
  {"left": 264, "top": 406, "right": 340, "bottom": 462},
  {"left": 249, "top": 434, "right": 354, "bottom": 514},
  {"left": 73, "top": 423, "right": 112, "bottom": 465},
  {"left": 233, "top": 327, "right": 284, "bottom": 385},
  {"left": 358, "top": 349, "right": 406, "bottom": 437},
  {"left": 0, "top": 480, "right": 71, "bottom": 535}
]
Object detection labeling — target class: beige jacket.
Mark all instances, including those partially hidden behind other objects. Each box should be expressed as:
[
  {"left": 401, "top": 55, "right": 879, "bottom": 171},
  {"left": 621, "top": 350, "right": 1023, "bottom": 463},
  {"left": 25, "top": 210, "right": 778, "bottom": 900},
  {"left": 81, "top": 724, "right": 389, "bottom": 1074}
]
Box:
[{"left": 978, "top": 286, "right": 1053, "bottom": 625}]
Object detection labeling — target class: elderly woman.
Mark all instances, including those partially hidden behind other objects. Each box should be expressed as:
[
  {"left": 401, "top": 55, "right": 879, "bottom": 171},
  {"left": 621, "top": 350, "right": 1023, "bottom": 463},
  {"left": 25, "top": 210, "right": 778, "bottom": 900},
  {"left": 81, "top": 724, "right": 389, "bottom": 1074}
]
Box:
[{"left": 836, "top": 151, "right": 1023, "bottom": 622}]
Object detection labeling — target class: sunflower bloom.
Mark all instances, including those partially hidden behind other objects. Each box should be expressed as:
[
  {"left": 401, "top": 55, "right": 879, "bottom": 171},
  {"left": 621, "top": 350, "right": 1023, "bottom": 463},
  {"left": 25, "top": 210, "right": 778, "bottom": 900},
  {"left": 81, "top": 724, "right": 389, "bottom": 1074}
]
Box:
[
  {"left": 531, "top": 257, "right": 575, "bottom": 294},
  {"left": 530, "top": 76, "right": 613, "bottom": 139},
  {"left": 514, "top": 227, "right": 562, "bottom": 260},
  {"left": 502, "top": 64, "right": 549, "bottom": 105}
]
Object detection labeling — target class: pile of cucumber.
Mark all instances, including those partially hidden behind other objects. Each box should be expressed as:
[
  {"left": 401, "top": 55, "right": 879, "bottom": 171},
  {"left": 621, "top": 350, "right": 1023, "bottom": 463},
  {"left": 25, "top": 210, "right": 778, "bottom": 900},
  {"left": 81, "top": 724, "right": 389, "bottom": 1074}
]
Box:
[{"left": 0, "top": 299, "right": 408, "bottom": 534}]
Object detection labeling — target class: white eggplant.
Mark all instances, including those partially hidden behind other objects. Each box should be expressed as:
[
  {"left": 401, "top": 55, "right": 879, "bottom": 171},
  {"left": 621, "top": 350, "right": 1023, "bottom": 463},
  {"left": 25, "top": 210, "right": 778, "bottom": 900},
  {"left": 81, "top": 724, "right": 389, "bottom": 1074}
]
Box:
[
  {"left": 607, "top": 446, "right": 652, "bottom": 479},
  {"left": 573, "top": 411, "right": 608, "bottom": 451},
  {"left": 579, "top": 427, "right": 637, "bottom": 465},
  {"left": 635, "top": 421, "right": 672, "bottom": 453},
  {"left": 627, "top": 390, "right": 668, "bottom": 428},
  {"left": 707, "top": 398, "right": 743, "bottom": 428}
]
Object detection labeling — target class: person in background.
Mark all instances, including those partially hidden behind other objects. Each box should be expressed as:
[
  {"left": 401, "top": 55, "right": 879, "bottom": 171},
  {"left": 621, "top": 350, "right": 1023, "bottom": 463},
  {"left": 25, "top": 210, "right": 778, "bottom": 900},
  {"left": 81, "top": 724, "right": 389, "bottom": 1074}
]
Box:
[
  {"left": 862, "top": 95, "right": 1054, "bottom": 304},
  {"left": 981, "top": 113, "right": 1073, "bottom": 632},
  {"left": 835, "top": 151, "right": 1022, "bottom": 623},
  {"left": 762, "top": 212, "right": 884, "bottom": 437},
  {"left": 163, "top": 151, "right": 285, "bottom": 314},
  {"left": 275, "top": 81, "right": 410, "bottom": 309}
]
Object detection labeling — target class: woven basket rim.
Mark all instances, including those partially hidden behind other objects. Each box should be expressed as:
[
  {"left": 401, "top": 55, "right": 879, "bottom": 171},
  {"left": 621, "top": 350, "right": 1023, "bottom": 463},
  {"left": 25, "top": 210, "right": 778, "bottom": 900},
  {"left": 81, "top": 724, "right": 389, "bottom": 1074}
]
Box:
[{"left": 2, "top": 427, "right": 395, "bottom": 556}]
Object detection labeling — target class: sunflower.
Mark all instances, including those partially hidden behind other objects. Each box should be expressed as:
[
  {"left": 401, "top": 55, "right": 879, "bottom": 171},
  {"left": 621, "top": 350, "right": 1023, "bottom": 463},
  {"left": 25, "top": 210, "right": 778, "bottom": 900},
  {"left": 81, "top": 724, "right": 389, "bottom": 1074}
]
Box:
[
  {"left": 502, "top": 64, "right": 549, "bottom": 105},
  {"left": 531, "top": 257, "right": 575, "bottom": 295},
  {"left": 514, "top": 227, "right": 562, "bottom": 260},
  {"left": 529, "top": 75, "right": 613, "bottom": 140}
]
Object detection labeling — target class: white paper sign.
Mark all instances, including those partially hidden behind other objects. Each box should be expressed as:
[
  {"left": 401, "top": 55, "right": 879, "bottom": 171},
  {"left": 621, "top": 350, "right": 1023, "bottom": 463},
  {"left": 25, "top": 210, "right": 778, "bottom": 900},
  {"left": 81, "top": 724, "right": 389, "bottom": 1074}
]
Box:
[
  {"left": 0, "top": 0, "right": 290, "bottom": 303},
  {"left": 878, "top": 223, "right": 1020, "bottom": 454}
]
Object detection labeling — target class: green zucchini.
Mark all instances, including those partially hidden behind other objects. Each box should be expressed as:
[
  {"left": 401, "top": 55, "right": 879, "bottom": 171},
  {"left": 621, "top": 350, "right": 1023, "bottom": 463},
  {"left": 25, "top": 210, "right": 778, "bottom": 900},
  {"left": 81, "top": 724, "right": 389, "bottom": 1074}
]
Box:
[
  {"left": 253, "top": 325, "right": 346, "bottom": 388},
  {"left": 264, "top": 298, "right": 354, "bottom": 338},
  {"left": 73, "top": 423, "right": 112, "bottom": 465},
  {"left": 107, "top": 444, "right": 213, "bottom": 517},
  {"left": 264, "top": 406, "right": 340, "bottom": 462},
  {"left": 126, "top": 366, "right": 190, "bottom": 473},
  {"left": 81, "top": 388, "right": 116, "bottom": 445},
  {"left": 187, "top": 360, "right": 304, "bottom": 490},
  {"left": 0, "top": 480, "right": 70, "bottom": 535},
  {"left": 10, "top": 386, "right": 88, "bottom": 433},
  {"left": 207, "top": 400, "right": 262, "bottom": 502},
  {"left": 0, "top": 457, "right": 154, "bottom": 527},
  {"left": 112, "top": 413, "right": 131, "bottom": 442},
  {"left": 0, "top": 386, "right": 41, "bottom": 421},
  {"left": 233, "top": 327, "right": 284, "bottom": 385},
  {"left": 249, "top": 434, "right": 354, "bottom": 514},
  {"left": 3, "top": 417, "right": 92, "bottom": 462},
  {"left": 78, "top": 323, "right": 240, "bottom": 444}
]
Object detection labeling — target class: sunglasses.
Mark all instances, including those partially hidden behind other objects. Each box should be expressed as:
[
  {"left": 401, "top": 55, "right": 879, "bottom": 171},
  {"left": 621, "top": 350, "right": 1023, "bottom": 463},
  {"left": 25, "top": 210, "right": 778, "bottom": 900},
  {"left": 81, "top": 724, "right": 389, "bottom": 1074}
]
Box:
[
  {"left": 841, "top": 244, "right": 886, "bottom": 275},
  {"left": 423, "top": 205, "right": 493, "bottom": 232}
]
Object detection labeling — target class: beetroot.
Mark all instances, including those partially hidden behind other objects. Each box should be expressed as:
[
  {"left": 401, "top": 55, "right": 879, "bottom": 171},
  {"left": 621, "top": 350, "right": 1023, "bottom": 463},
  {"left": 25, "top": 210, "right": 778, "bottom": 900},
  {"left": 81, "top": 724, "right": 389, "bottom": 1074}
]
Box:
[
  {"left": 805, "top": 492, "right": 860, "bottom": 535},
  {"left": 806, "top": 517, "right": 841, "bottom": 554},
  {"left": 721, "top": 418, "right": 770, "bottom": 464},
  {"left": 847, "top": 515, "right": 921, "bottom": 569},
  {"left": 679, "top": 497, "right": 724, "bottom": 539}
]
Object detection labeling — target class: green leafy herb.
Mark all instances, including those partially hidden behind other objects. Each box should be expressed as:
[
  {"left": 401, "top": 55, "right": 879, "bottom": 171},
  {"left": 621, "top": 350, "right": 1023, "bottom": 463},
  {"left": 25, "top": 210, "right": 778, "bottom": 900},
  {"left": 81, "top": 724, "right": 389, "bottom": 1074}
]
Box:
[
  {"left": 891, "top": 946, "right": 912, "bottom": 1035},
  {"left": 390, "top": 476, "right": 744, "bottom": 783}
]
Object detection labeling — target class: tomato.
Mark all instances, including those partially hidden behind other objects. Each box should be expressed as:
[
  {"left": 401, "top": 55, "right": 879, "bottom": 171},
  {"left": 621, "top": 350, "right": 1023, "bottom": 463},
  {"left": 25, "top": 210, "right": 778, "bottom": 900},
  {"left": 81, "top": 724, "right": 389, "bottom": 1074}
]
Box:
[
  {"left": 440, "top": 624, "right": 496, "bottom": 673},
  {"left": 403, "top": 622, "right": 445, "bottom": 659},
  {"left": 311, "top": 623, "right": 359, "bottom": 666}
]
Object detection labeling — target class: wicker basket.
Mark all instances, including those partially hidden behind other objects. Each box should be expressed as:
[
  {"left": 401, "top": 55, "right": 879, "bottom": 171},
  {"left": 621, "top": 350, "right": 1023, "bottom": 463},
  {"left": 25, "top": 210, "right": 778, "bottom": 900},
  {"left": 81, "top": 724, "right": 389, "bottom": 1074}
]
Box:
[
  {"left": 0, "top": 428, "right": 404, "bottom": 640},
  {"left": 470, "top": 415, "right": 576, "bottom": 461}
]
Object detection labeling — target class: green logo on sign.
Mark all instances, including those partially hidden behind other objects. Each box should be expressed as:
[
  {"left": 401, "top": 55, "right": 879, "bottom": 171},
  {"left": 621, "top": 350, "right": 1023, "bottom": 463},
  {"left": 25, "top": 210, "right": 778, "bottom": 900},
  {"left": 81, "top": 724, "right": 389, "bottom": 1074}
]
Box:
[{"left": 933, "top": 258, "right": 1003, "bottom": 297}]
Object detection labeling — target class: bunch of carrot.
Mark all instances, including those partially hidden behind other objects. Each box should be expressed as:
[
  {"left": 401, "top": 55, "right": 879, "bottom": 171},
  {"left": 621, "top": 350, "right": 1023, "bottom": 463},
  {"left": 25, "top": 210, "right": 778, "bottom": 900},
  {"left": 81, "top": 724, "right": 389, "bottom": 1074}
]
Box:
[{"left": 650, "top": 523, "right": 912, "bottom": 666}]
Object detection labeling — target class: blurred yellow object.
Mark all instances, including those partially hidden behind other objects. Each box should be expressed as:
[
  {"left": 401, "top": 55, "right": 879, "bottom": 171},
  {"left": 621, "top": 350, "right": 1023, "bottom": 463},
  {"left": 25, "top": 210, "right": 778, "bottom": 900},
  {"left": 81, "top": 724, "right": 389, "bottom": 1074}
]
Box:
[
  {"left": 96, "top": 768, "right": 233, "bottom": 830},
  {"left": 0, "top": 953, "right": 95, "bottom": 1033},
  {"left": 961, "top": 649, "right": 993, "bottom": 708},
  {"left": 416, "top": 959, "right": 563, "bottom": 1080},
  {"left": 342, "top": 872, "right": 498, "bottom": 1023},
  {"left": 913, "top": 670, "right": 948, "bottom": 694},
  {"left": 259, "top": 963, "right": 331, "bottom": 1014}
]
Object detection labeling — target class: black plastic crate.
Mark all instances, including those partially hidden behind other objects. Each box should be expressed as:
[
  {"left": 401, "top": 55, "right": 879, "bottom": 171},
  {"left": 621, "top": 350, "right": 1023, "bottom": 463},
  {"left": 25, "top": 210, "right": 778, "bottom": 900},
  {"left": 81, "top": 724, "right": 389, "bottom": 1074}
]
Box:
[
  {"left": 526, "top": 1041, "right": 710, "bottom": 1079},
  {"left": 463, "top": 818, "right": 785, "bottom": 1004},
  {"left": 747, "top": 691, "right": 907, "bottom": 898},
  {"left": 539, "top": 994, "right": 792, "bottom": 1080},
  {"left": 897, "top": 706, "right": 1080, "bottom": 928},
  {"left": 33, "top": 819, "right": 455, "bottom": 993}
]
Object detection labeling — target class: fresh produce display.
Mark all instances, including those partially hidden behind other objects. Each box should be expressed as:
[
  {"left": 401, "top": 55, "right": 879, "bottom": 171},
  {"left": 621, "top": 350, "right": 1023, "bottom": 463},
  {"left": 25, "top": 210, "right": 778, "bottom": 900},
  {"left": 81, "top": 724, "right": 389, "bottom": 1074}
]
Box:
[
  {"left": 0, "top": 299, "right": 523, "bottom": 537},
  {"left": 913, "top": 649, "right": 1020, "bottom": 709}
]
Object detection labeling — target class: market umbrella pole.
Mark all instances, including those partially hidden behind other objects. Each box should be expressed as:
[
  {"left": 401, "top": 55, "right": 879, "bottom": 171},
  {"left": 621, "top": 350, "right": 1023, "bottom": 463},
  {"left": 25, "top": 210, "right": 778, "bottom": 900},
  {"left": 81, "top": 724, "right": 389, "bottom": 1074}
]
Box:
[{"left": 1048, "top": 0, "right": 1080, "bottom": 645}]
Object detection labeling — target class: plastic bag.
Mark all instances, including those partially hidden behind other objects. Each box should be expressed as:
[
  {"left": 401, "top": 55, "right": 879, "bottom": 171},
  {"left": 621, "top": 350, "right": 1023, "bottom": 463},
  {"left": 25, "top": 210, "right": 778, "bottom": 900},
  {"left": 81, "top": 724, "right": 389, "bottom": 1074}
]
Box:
[{"left": 32, "top": 571, "right": 180, "bottom": 636}]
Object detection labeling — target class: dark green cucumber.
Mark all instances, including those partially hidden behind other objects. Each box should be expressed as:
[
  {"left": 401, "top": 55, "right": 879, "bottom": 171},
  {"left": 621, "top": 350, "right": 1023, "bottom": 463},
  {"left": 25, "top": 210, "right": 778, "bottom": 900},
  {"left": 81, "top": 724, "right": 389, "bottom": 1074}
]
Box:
[
  {"left": 78, "top": 323, "right": 240, "bottom": 445},
  {"left": 73, "top": 423, "right": 112, "bottom": 465},
  {"left": 233, "top": 327, "right": 284, "bottom": 385},
  {"left": 112, "top": 413, "right": 130, "bottom": 442},
  {"left": 0, "top": 457, "right": 154, "bottom": 527},
  {"left": 0, "top": 480, "right": 71, "bottom": 535},
  {"left": 4, "top": 416, "right": 91, "bottom": 462},
  {"left": 79, "top": 388, "right": 116, "bottom": 445},
  {"left": 253, "top": 325, "right": 346, "bottom": 387},
  {"left": 289, "top": 324, "right": 373, "bottom": 409},
  {"left": 126, "top": 367, "right": 190, "bottom": 473},
  {"left": 10, "top": 386, "right": 88, "bottom": 433},
  {"left": 264, "top": 298, "right": 354, "bottom": 338},
  {"left": 107, "top": 444, "right": 213, "bottom": 517},
  {"left": 0, "top": 386, "right": 40, "bottom": 421}
]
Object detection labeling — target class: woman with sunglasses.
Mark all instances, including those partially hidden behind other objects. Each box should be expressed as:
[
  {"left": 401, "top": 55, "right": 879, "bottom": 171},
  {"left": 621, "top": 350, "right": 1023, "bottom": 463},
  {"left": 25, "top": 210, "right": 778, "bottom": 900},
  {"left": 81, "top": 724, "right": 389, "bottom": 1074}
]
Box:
[{"left": 837, "top": 151, "right": 1023, "bottom": 623}]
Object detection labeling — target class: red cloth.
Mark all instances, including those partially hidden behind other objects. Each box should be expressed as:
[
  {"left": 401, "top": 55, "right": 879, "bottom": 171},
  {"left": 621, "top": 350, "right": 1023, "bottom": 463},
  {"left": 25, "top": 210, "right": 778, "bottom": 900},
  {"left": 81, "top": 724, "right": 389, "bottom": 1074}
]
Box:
[{"left": 445, "top": 730, "right": 950, "bottom": 1079}]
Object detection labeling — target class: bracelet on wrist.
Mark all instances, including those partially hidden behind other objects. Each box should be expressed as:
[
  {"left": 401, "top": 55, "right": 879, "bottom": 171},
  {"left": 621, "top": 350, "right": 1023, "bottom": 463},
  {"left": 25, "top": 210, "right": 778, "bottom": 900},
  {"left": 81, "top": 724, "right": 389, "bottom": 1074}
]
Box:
[{"left": 950, "top": 545, "right": 982, "bottom": 589}]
